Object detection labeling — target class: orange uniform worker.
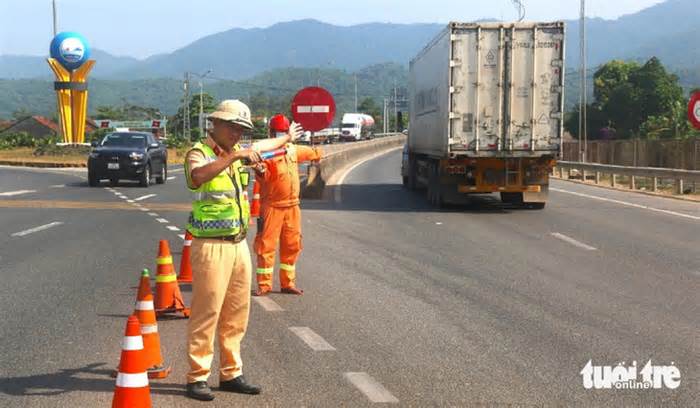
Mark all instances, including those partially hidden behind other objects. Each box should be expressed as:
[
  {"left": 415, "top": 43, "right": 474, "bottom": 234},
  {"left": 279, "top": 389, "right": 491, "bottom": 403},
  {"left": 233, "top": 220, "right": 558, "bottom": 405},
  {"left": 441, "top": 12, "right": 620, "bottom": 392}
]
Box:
[{"left": 253, "top": 114, "right": 322, "bottom": 296}]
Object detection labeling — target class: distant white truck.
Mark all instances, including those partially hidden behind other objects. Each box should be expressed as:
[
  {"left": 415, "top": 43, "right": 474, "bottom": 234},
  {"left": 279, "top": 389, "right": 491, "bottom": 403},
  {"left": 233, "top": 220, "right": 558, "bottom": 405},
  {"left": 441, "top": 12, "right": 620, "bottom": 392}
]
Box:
[{"left": 340, "top": 113, "right": 375, "bottom": 142}]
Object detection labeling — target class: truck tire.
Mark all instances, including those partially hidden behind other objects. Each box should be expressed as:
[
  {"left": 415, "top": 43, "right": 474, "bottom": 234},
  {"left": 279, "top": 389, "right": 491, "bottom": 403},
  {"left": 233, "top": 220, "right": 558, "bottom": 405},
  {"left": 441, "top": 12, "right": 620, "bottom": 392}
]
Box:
[
  {"left": 407, "top": 157, "right": 418, "bottom": 191},
  {"left": 427, "top": 162, "right": 444, "bottom": 208},
  {"left": 88, "top": 172, "right": 99, "bottom": 187}
]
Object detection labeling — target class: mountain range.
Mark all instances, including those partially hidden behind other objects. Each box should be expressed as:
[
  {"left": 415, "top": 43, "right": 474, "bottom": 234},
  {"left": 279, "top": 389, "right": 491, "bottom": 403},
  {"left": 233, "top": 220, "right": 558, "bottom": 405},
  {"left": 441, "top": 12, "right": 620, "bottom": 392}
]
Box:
[{"left": 1, "top": 0, "right": 698, "bottom": 81}]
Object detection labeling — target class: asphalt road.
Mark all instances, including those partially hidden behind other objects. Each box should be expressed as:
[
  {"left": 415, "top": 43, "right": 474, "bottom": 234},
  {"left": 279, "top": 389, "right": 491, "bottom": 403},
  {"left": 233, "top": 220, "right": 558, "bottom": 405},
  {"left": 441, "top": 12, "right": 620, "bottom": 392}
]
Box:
[{"left": 0, "top": 151, "right": 697, "bottom": 407}]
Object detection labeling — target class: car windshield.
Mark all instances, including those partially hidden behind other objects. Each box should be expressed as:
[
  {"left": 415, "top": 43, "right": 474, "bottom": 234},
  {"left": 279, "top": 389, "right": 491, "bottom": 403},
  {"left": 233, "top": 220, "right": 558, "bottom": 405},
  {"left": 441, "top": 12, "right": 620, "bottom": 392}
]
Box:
[
  {"left": 341, "top": 123, "right": 357, "bottom": 128},
  {"left": 101, "top": 133, "right": 147, "bottom": 148}
]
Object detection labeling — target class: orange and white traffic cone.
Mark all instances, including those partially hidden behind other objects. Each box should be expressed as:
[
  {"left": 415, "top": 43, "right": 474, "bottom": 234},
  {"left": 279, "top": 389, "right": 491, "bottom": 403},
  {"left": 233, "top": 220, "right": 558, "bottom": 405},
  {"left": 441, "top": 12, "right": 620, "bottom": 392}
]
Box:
[
  {"left": 177, "top": 231, "right": 193, "bottom": 283},
  {"left": 134, "top": 273, "right": 171, "bottom": 379},
  {"left": 136, "top": 268, "right": 152, "bottom": 301},
  {"left": 249, "top": 180, "right": 261, "bottom": 225},
  {"left": 112, "top": 315, "right": 152, "bottom": 408},
  {"left": 153, "top": 240, "right": 190, "bottom": 318}
]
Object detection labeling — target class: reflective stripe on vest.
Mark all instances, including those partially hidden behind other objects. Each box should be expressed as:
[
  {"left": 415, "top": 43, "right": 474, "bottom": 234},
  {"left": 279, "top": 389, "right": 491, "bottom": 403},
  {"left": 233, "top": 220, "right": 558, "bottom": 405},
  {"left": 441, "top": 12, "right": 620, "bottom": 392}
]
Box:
[
  {"left": 279, "top": 263, "right": 295, "bottom": 272},
  {"left": 192, "top": 190, "right": 237, "bottom": 201}
]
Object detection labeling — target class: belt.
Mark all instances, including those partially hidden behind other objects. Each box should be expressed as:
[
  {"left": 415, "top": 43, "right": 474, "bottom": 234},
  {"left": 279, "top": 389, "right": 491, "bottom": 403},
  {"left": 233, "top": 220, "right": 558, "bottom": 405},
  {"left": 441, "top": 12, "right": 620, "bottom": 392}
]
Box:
[{"left": 197, "top": 234, "right": 246, "bottom": 244}]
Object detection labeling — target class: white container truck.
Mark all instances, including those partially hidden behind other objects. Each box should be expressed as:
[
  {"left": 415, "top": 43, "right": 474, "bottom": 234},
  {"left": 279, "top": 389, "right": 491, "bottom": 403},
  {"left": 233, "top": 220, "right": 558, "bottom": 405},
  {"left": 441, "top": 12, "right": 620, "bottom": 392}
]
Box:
[
  {"left": 403, "top": 22, "right": 565, "bottom": 209},
  {"left": 340, "top": 113, "right": 375, "bottom": 142}
]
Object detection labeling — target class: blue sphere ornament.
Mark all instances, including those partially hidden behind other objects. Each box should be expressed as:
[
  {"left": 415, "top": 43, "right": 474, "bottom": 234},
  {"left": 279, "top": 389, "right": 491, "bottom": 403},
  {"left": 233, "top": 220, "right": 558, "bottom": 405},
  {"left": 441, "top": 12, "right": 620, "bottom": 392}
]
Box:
[{"left": 50, "top": 32, "right": 91, "bottom": 71}]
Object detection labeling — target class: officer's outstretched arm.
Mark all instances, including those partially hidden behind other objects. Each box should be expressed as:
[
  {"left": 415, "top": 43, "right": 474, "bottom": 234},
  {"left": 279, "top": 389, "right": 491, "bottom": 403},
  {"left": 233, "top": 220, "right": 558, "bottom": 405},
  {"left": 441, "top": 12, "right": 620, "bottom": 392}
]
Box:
[{"left": 252, "top": 122, "right": 303, "bottom": 152}]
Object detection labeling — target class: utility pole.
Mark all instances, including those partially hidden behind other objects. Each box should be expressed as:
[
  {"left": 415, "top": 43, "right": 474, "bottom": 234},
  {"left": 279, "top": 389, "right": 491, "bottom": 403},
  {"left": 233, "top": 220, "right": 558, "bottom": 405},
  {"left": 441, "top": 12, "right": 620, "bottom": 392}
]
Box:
[
  {"left": 354, "top": 75, "right": 358, "bottom": 112},
  {"left": 183, "top": 72, "right": 191, "bottom": 141},
  {"left": 197, "top": 69, "right": 213, "bottom": 140},
  {"left": 52, "top": 0, "right": 58, "bottom": 36},
  {"left": 383, "top": 98, "right": 389, "bottom": 134},
  {"left": 578, "top": 0, "right": 588, "bottom": 162},
  {"left": 393, "top": 81, "right": 398, "bottom": 133}
]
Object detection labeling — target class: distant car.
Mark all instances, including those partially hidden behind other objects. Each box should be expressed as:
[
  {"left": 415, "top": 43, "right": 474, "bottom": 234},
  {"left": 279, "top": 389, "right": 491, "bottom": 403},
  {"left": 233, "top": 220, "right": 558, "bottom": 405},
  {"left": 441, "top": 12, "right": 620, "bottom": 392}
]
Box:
[
  {"left": 402, "top": 129, "right": 409, "bottom": 135},
  {"left": 88, "top": 132, "right": 168, "bottom": 187}
]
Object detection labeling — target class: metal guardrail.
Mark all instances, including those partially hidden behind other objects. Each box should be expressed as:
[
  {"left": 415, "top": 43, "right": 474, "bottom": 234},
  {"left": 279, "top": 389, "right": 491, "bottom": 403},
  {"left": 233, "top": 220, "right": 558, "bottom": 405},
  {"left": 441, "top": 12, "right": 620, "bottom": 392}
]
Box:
[{"left": 554, "top": 161, "right": 700, "bottom": 194}]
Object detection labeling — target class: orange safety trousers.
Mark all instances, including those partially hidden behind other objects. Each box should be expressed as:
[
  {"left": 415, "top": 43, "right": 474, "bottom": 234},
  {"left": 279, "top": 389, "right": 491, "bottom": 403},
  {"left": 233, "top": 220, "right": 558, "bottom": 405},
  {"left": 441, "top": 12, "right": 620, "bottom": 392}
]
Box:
[{"left": 253, "top": 205, "right": 302, "bottom": 291}]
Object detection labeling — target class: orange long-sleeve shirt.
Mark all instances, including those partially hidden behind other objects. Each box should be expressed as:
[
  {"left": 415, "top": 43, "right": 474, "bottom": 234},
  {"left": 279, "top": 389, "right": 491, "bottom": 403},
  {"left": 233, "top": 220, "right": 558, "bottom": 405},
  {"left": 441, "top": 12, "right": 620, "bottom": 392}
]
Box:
[{"left": 256, "top": 144, "right": 322, "bottom": 208}]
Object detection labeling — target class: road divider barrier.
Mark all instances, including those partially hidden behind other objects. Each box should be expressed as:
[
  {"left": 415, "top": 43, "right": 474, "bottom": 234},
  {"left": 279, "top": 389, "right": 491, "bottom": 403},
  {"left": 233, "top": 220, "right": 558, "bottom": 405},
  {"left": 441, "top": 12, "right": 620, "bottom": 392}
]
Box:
[{"left": 301, "top": 134, "right": 406, "bottom": 198}]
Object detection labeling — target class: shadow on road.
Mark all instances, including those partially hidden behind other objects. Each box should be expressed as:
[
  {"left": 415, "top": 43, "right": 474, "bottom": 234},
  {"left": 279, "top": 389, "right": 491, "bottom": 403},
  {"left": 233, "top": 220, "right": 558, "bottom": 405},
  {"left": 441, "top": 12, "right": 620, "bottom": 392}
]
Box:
[
  {"left": 0, "top": 362, "right": 184, "bottom": 397},
  {"left": 302, "top": 183, "right": 531, "bottom": 214}
]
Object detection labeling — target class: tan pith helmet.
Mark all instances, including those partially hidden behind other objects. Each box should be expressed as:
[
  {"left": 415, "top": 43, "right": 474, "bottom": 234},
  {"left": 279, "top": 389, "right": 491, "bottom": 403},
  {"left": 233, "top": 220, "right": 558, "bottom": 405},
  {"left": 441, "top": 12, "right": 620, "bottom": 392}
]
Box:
[{"left": 209, "top": 99, "right": 254, "bottom": 129}]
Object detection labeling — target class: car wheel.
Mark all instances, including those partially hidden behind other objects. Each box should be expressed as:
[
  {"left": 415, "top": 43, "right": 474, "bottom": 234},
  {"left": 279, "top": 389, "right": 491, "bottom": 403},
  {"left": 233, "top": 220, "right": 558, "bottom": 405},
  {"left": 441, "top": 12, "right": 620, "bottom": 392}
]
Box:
[
  {"left": 156, "top": 162, "right": 167, "bottom": 184},
  {"left": 109, "top": 178, "right": 118, "bottom": 187},
  {"left": 140, "top": 164, "right": 151, "bottom": 187},
  {"left": 88, "top": 172, "right": 99, "bottom": 187}
]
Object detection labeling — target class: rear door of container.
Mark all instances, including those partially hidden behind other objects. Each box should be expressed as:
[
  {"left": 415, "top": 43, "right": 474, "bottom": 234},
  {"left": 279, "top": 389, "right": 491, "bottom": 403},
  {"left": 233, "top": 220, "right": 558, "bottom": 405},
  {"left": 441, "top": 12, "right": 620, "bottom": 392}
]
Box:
[
  {"left": 449, "top": 24, "right": 505, "bottom": 153},
  {"left": 504, "top": 23, "right": 565, "bottom": 153}
]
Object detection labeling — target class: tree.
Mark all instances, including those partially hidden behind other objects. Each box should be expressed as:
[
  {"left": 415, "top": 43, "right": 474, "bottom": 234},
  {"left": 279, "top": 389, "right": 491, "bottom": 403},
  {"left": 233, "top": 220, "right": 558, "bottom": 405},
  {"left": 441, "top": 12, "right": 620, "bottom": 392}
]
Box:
[
  {"left": 169, "top": 92, "right": 216, "bottom": 139},
  {"left": 358, "top": 97, "right": 382, "bottom": 130},
  {"left": 568, "top": 57, "right": 686, "bottom": 140}
]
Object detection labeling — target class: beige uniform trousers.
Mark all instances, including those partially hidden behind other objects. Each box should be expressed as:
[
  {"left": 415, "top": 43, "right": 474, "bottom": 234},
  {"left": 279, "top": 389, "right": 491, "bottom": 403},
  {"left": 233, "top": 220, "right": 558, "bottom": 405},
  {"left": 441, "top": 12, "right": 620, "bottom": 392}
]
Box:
[{"left": 187, "top": 238, "right": 252, "bottom": 383}]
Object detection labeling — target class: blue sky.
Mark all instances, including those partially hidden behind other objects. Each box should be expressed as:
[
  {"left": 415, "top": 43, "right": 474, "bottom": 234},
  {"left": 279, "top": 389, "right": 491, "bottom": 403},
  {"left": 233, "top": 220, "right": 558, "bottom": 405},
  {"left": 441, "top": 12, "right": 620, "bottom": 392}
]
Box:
[{"left": 1, "top": 0, "right": 665, "bottom": 58}]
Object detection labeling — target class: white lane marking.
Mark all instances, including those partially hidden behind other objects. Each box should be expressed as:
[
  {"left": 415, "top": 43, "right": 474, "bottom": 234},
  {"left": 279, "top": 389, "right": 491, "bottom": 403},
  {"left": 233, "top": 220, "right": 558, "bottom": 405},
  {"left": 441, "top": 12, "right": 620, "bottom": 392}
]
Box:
[
  {"left": 334, "top": 146, "right": 403, "bottom": 203},
  {"left": 0, "top": 190, "right": 37, "bottom": 197},
  {"left": 252, "top": 296, "right": 284, "bottom": 312},
  {"left": 551, "top": 188, "right": 700, "bottom": 222},
  {"left": 435, "top": 222, "right": 443, "bottom": 225},
  {"left": 550, "top": 233, "right": 597, "bottom": 251},
  {"left": 156, "top": 218, "right": 169, "bottom": 223},
  {"left": 50, "top": 184, "right": 66, "bottom": 188},
  {"left": 169, "top": 168, "right": 185, "bottom": 174},
  {"left": 126, "top": 200, "right": 135, "bottom": 203},
  {"left": 289, "top": 327, "right": 336, "bottom": 351},
  {"left": 12, "top": 222, "right": 63, "bottom": 237},
  {"left": 166, "top": 226, "right": 180, "bottom": 231},
  {"left": 167, "top": 176, "right": 176, "bottom": 181},
  {"left": 344, "top": 372, "right": 399, "bottom": 403},
  {"left": 148, "top": 212, "right": 159, "bottom": 216},
  {"left": 178, "top": 234, "right": 185, "bottom": 240},
  {"left": 134, "top": 194, "right": 157, "bottom": 202}
]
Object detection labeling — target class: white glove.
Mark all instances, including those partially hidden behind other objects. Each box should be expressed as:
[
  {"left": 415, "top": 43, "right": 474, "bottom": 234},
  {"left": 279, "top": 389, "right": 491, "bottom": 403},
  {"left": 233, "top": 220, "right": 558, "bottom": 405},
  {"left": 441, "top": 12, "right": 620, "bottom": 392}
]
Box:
[{"left": 288, "top": 122, "right": 304, "bottom": 142}]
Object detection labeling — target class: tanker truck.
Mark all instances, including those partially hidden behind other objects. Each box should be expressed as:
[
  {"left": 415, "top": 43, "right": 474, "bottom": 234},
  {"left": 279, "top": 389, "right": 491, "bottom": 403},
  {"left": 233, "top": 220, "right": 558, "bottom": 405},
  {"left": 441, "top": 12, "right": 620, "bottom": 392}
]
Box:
[
  {"left": 403, "top": 22, "right": 565, "bottom": 209},
  {"left": 340, "top": 113, "right": 375, "bottom": 142}
]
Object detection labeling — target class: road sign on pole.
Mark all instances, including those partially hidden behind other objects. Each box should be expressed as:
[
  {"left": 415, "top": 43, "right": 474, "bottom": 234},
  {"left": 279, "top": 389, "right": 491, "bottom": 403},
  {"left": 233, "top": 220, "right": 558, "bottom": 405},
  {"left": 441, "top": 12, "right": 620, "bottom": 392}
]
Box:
[
  {"left": 291, "top": 86, "right": 336, "bottom": 132},
  {"left": 688, "top": 92, "right": 700, "bottom": 130}
]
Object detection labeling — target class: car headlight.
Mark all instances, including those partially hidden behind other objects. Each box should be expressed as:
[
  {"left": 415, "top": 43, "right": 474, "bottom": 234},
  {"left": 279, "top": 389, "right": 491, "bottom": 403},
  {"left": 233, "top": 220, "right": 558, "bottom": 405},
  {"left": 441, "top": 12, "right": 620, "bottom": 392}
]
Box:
[
  {"left": 89, "top": 152, "right": 100, "bottom": 159},
  {"left": 129, "top": 152, "right": 144, "bottom": 160}
]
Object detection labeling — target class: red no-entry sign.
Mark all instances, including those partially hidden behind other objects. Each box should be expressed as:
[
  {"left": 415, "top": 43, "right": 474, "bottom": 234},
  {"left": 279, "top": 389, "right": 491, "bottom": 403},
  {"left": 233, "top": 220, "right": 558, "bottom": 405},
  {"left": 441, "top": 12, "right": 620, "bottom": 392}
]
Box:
[
  {"left": 688, "top": 92, "right": 700, "bottom": 130},
  {"left": 291, "top": 87, "right": 336, "bottom": 132}
]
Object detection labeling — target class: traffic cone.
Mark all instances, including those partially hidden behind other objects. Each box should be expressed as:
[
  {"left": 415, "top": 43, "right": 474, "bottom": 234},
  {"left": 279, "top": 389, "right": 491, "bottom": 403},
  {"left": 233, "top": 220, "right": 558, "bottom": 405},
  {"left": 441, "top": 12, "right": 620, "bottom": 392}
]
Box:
[
  {"left": 112, "top": 315, "right": 152, "bottom": 408},
  {"left": 136, "top": 268, "right": 152, "bottom": 301},
  {"left": 153, "top": 240, "right": 190, "bottom": 318},
  {"left": 135, "top": 289, "right": 171, "bottom": 379},
  {"left": 250, "top": 179, "right": 261, "bottom": 223},
  {"left": 178, "top": 231, "right": 193, "bottom": 283}
]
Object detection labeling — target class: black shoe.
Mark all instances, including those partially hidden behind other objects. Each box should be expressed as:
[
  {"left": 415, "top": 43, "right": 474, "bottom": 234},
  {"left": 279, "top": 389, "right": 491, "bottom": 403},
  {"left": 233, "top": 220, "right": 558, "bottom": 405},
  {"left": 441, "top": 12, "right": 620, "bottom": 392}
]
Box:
[
  {"left": 219, "top": 375, "right": 261, "bottom": 395},
  {"left": 186, "top": 381, "right": 215, "bottom": 401}
]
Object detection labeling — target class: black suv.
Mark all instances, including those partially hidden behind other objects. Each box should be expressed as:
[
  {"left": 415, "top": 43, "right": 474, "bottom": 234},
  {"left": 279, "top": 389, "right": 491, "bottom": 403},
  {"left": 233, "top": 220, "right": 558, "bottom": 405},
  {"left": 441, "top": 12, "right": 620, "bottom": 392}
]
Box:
[{"left": 88, "top": 132, "right": 168, "bottom": 187}]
